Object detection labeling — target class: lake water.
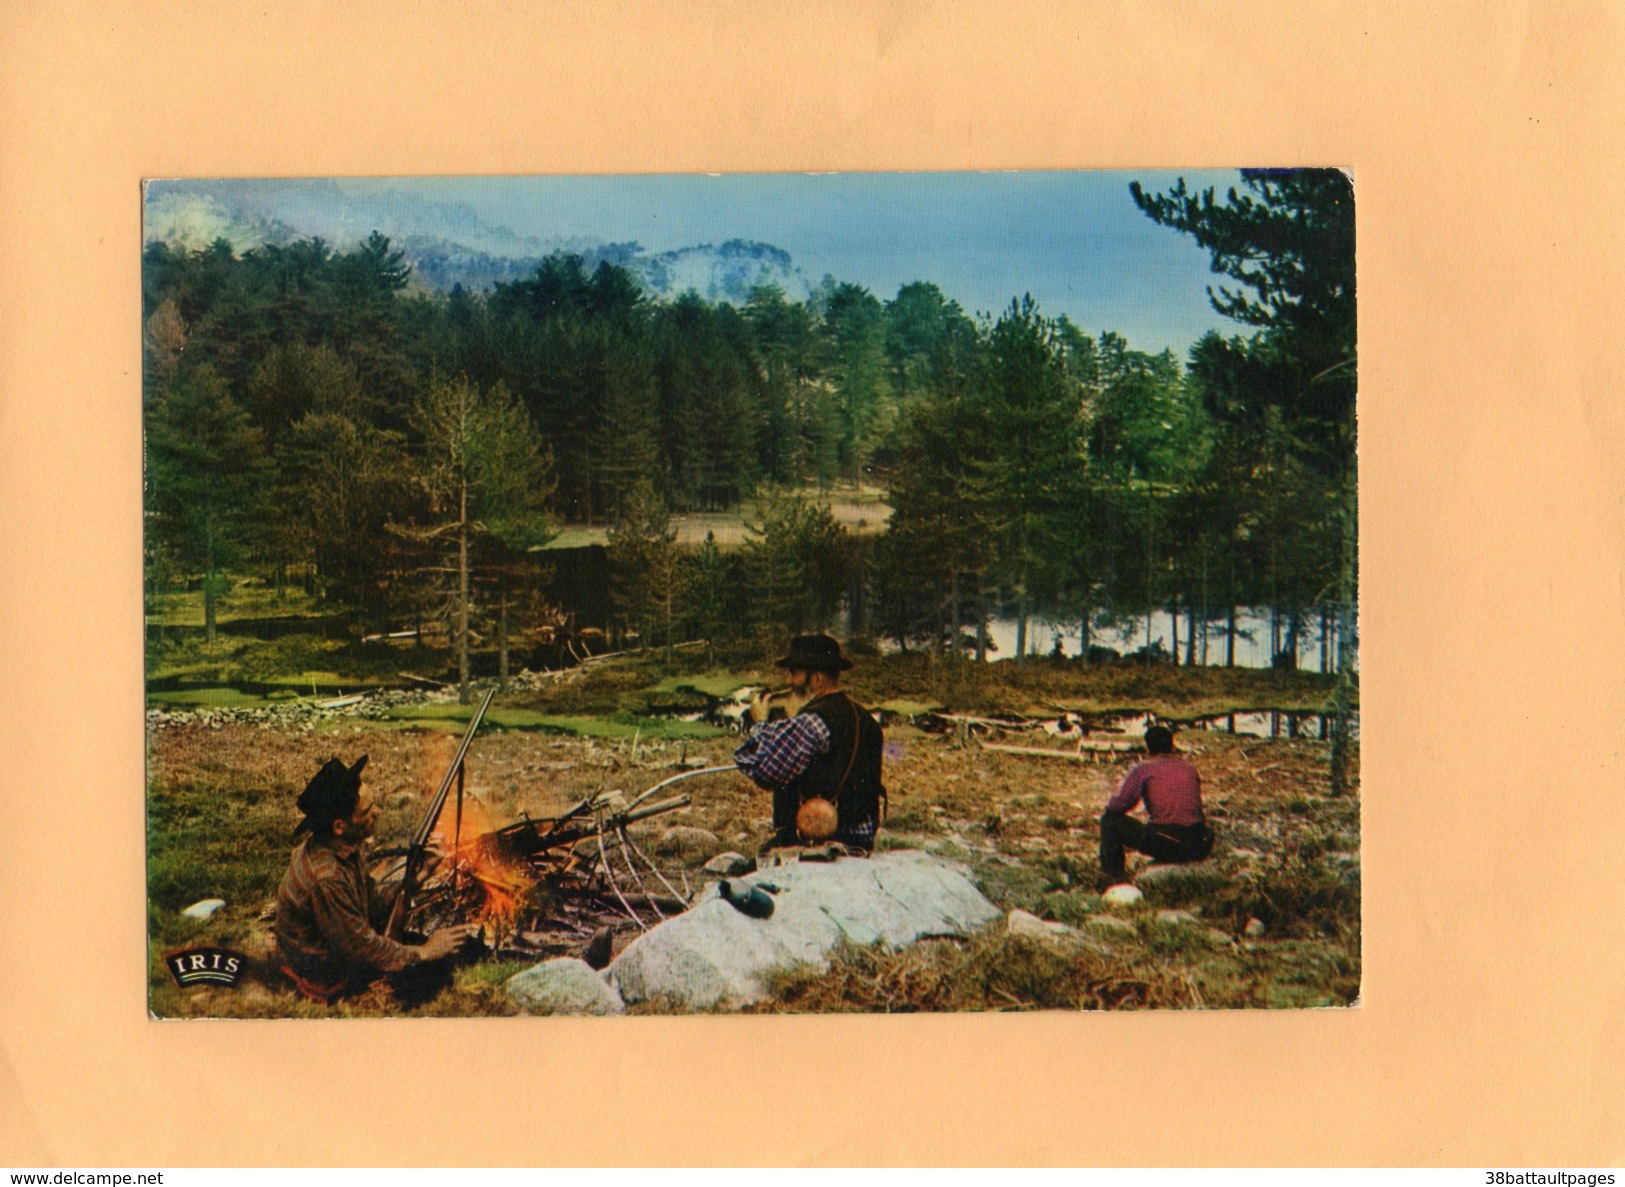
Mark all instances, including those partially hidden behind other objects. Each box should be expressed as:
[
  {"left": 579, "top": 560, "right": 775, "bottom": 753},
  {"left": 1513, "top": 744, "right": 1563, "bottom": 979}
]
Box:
[{"left": 978, "top": 606, "right": 1352, "bottom": 670}]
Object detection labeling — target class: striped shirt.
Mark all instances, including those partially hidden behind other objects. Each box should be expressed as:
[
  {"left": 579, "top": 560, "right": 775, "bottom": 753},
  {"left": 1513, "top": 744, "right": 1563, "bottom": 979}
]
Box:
[{"left": 274, "top": 834, "right": 419, "bottom": 983}]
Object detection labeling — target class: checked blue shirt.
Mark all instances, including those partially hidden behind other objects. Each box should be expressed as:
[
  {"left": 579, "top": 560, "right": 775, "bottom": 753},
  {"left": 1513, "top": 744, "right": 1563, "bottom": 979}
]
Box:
[
  {"left": 734, "top": 713, "right": 832, "bottom": 787},
  {"left": 734, "top": 713, "right": 878, "bottom": 847}
]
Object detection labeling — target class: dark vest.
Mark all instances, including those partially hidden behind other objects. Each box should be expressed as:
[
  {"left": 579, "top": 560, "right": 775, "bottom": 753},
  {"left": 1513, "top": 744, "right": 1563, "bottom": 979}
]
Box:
[{"left": 788, "top": 692, "right": 886, "bottom": 829}]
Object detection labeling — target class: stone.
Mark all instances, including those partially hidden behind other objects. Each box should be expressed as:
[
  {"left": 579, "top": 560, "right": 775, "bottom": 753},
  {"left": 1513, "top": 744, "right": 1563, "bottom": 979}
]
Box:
[
  {"left": 506, "top": 957, "right": 626, "bottom": 1016},
  {"left": 1007, "top": 909, "right": 1117, "bottom": 956},
  {"left": 651, "top": 825, "right": 725, "bottom": 863},
  {"left": 1101, "top": 883, "right": 1144, "bottom": 906},
  {"left": 607, "top": 851, "right": 1002, "bottom": 1010},
  {"left": 1006, "top": 909, "right": 1077, "bottom": 941},
  {"left": 1155, "top": 909, "right": 1200, "bottom": 927},
  {"left": 702, "top": 851, "right": 754, "bottom": 877},
  {"left": 181, "top": 899, "right": 226, "bottom": 920},
  {"left": 1244, "top": 916, "right": 1268, "bottom": 938},
  {"left": 1206, "top": 928, "right": 1237, "bottom": 945}
]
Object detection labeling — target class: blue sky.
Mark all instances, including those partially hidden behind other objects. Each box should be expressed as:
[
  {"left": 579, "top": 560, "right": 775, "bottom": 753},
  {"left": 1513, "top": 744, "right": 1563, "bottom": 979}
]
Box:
[{"left": 363, "top": 170, "right": 1247, "bottom": 355}]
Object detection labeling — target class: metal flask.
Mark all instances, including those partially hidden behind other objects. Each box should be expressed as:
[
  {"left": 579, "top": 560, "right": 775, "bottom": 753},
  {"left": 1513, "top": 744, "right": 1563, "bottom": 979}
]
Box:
[{"left": 717, "top": 880, "right": 775, "bottom": 919}]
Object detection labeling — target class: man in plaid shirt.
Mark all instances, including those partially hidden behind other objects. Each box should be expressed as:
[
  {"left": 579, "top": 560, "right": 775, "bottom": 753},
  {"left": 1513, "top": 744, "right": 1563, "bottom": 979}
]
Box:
[
  {"left": 734, "top": 634, "right": 885, "bottom": 855},
  {"left": 274, "top": 754, "right": 475, "bottom": 1002}
]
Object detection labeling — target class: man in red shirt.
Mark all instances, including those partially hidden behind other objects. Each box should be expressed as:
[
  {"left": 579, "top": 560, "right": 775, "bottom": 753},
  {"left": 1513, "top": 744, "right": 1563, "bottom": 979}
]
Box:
[{"left": 1097, "top": 724, "right": 1215, "bottom": 890}]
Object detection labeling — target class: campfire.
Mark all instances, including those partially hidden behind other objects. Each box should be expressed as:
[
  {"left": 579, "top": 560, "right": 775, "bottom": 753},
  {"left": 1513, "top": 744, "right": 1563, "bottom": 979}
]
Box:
[{"left": 370, "top": 691, "right": 723, "bottom": 964}]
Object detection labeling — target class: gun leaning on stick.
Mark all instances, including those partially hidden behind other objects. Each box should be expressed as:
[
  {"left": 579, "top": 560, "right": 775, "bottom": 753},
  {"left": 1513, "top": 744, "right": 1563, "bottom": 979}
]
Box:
[{"left": 385, "top": 687, "right": 497, "bottom": 940}]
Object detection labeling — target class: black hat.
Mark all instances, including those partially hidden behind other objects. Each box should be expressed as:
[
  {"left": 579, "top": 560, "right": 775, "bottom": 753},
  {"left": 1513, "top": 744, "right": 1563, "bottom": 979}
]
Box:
[
  {"left": 294, "top": 754, "right": 368, "bottom": 836},
  {"left": 775, "top": 633, "right": 854, "bottom": 673}
]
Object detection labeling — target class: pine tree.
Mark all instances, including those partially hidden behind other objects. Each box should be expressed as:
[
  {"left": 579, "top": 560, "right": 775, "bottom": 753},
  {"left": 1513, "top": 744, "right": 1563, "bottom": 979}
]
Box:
[{"left": 145, "top": 367, "right": 274, "bottom": 643}]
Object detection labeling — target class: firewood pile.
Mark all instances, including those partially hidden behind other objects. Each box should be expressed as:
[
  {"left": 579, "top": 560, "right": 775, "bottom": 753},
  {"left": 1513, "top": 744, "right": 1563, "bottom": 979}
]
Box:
[{"left": 376, "top": 769, "right": 731, "bottom": 966}]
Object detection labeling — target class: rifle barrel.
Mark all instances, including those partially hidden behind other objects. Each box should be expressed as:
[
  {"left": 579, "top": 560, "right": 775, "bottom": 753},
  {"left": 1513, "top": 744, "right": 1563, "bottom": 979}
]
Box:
[{"left": 412, "top": 688, "right": 497, "bottom": 849}]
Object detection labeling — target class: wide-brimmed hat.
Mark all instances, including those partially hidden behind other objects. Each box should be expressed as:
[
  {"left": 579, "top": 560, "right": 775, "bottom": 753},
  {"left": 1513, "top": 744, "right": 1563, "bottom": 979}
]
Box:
[
  {"left": 294, "top": 754, "right": 369, "bottom": 835},
  {"left": 775, "top": 633, "right": 854, "bottom": 672}
]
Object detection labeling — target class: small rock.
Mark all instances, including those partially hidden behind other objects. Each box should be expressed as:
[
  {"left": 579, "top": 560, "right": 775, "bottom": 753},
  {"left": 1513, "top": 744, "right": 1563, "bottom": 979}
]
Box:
[
  {"left": 1244, "top": 916, "right": 1268, "bottom": 938},
  {"left": 680, "top": 756, "right": 711, "bottom": 770},
  {"left": 506, "top": 957, "right": 626, "bottom": 1015},
  {"left": 1085, "top": 914, "right": 1137, "bottom": 935},
  {"left": 1155, "top": 909, "right": 1200, "bottom": 927},
  {"left": 702, "top": 851, "right": 754, "bottom": 876},
  {"left": 181, "top": 898, "right": 226, "bottom": 920},
  {"left": 1008, "top": 910, "right": 1117, "bottom": 957},
  {"left": 1006, "top": 909, "right": 1077, "bottom": 941},
  {"left": 1102, "top": 883, "right": 1144, "bottom": 905},
  {"left": 653, "top": 826, "right": 725, "bottom": 863},
  {"left": 1228, "top": 848, "right": 1263, "bottom": 861},
  {"left": 1206, "top": 928, "right": 1236, "bottom": 945}
]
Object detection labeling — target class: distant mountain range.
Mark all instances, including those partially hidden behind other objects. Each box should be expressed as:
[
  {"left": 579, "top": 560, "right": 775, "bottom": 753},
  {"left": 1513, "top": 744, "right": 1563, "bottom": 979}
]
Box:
[{"left": 142, "top": 179, "right": 817, "bottom": 304}]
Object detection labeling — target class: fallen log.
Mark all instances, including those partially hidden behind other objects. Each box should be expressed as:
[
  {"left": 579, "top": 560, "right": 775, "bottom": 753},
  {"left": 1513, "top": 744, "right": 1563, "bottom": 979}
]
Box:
[
  {"left": 980, "top": 738, "right": 1140, "bottom": 760},
  {"left": 399, "top": 672, "right": 449, "bottom": 688},
  {"left": 594, "top": 891, "right": 688, "bottom": 914},
  {"left": 980, "top": 741, "right": 1086, "bottom": 760}
]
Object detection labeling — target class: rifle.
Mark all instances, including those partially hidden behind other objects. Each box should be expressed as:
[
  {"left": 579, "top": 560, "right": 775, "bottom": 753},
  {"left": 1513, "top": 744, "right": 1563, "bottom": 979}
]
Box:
[{"left": 386, "top": 687, "right": 497, "bottom": 940}]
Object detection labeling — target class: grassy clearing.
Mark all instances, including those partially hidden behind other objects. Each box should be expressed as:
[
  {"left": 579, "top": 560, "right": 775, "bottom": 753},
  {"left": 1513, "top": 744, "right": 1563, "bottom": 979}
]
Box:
[
  {"left": 379, "top": 703, "right": 723, "bottom": 740},
  {"left": 148, "top": 688, "right": 278, "bottom": 709},
  {"left": 145, "top": 578, "right": 325, "bottom": 628},
  {"left": 146, "top": 631, "right": 419, "bottom": 687},
  {"left": 647, "top": 672, "right": 757, "bottom": 698},
  {"left": 843, "top": 651, "right": 1352, "bottom": 720},
  {"left": 148, "top": 668, "right": 1358, "bottom": 1017}
]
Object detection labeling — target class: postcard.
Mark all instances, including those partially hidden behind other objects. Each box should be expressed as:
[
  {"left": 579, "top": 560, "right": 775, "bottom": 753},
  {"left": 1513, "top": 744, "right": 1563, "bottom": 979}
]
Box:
[{"left": 142, "top": 170, "right": 1359, "bottom": 1019}]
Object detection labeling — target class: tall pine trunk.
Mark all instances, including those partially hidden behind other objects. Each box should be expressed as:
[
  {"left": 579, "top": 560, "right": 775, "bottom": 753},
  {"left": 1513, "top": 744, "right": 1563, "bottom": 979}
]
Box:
[
  {"left": 1329, "top": 465, "right": 1358, "bottom": 795},
  {"left": 498, "top": 585, "right": 510, "bottom": 691},
  {"left": 457, "top": 476, "right": 471, "bottom": 705}
]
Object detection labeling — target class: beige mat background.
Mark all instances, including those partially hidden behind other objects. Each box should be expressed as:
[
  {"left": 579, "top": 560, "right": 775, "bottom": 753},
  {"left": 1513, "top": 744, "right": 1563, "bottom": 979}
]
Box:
[{"left": 2, "top": 0, "right": 1621, "bottom": 1167}]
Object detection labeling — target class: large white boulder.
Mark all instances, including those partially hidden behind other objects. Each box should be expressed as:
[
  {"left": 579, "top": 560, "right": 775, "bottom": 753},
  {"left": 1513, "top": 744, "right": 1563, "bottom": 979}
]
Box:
[
  {"left": 605, "top": 850, "right": 1001, "bottom": 1010},
  {"left": 506, "top": 957, "right": 627, "bottom": 1015}
]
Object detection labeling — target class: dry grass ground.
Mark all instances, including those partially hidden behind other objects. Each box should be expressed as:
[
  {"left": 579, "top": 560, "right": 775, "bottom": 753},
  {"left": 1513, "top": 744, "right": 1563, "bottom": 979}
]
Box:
[{"left": 147, "top": 663, "right": 1359, "bottom": 1016}]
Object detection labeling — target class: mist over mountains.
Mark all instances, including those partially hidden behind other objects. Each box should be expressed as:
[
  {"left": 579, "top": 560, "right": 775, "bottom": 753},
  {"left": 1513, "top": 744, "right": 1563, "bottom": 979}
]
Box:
[{"left": 142, "top": 179, "right": 817, "bottom": 304}]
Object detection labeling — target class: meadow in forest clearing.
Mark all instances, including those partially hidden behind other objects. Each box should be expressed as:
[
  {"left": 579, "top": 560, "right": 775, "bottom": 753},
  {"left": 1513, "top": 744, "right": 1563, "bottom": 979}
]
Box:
[{"left": 147, "top": 653, "right": 1358, "bottom": 1017}]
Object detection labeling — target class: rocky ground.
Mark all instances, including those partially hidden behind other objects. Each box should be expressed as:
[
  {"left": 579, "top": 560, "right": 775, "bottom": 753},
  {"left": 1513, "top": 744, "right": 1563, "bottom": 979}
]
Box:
[{"left": 147, "top": 685, "right": 1360, "bottom": 1016}]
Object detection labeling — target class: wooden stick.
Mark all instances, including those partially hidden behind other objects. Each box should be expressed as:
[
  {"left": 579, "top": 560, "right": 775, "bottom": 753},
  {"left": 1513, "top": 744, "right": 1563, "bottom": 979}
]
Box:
[
  {"left": 620, "top": 826, "right": 689, "bottom": 906},
  {"left": 980, "top": 741, "right": 1085, "bottom": 760},
  {"left": 594, "top": 815, "right": 645, "bottom": 930}
]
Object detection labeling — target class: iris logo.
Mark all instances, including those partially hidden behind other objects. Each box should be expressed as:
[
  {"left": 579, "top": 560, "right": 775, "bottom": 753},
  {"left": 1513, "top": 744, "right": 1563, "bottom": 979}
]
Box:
[{"left": 165, "top": 946, "right": 246, "bottom": 988}]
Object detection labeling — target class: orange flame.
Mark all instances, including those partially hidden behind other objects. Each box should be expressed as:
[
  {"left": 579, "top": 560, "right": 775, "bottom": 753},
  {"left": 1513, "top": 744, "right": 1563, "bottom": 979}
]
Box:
[{"left": 430, "top": 791, "right": 534, "bottom": 923}]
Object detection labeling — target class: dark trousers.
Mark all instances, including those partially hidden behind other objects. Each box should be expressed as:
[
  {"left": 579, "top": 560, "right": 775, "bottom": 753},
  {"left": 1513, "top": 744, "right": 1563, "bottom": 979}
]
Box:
[{"left": 1098, "top": 812, "right": 1214, "bottom": 879}]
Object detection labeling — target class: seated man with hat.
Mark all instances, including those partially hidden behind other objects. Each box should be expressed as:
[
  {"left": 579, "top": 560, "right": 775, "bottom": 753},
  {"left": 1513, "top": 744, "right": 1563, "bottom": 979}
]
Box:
[
  {"left": 274, "top": 754, "right": 473, "bottom": 1003},
  {"left": 734, "top": 633, "right": 887, "bottom": 855}
]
